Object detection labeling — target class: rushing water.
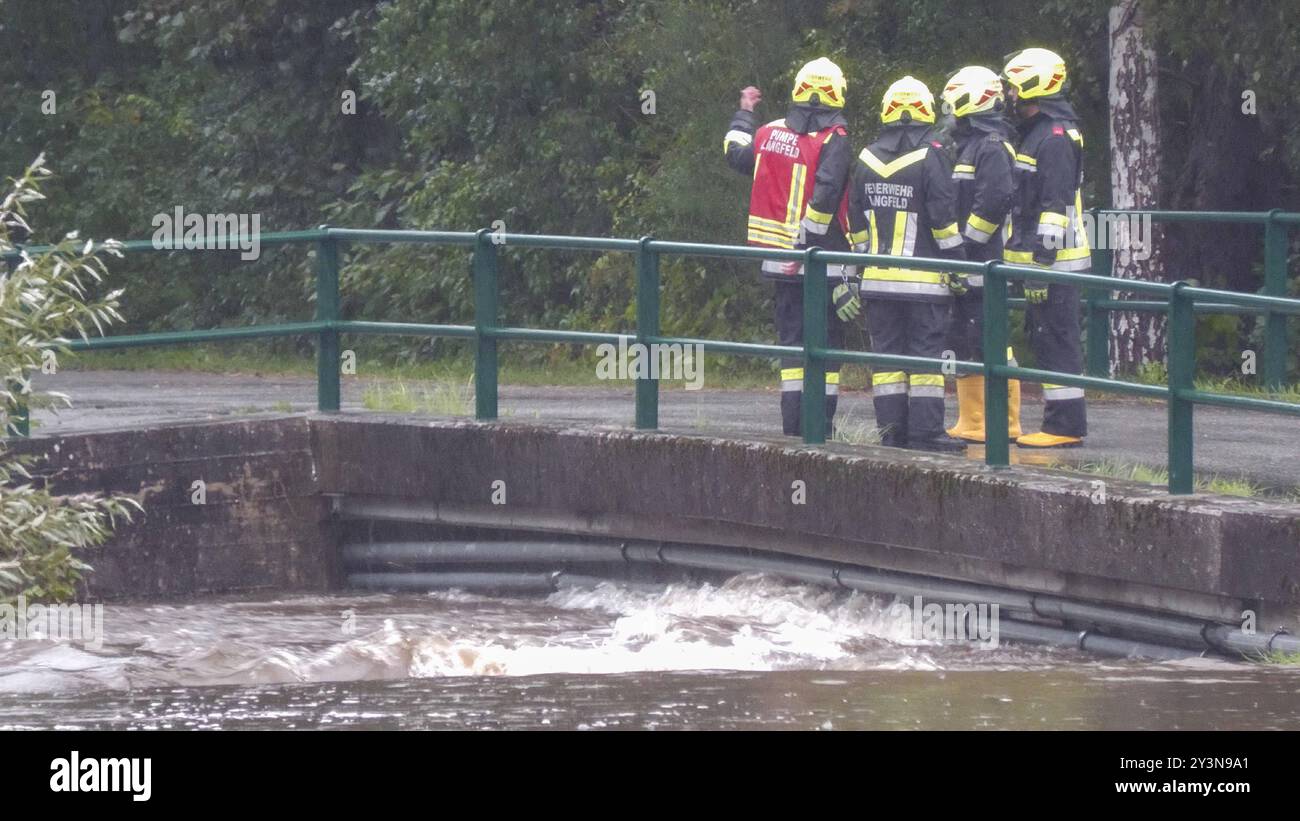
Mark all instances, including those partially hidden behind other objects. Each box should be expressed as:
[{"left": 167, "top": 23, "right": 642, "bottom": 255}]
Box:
[{"left": 1, "top": 574, "right": 1297, "bottom": 730}]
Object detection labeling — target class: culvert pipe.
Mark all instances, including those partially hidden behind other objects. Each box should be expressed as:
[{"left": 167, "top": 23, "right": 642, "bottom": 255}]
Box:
[{"left": 341, "top": 537, "right": 1299, "bottom": 659}]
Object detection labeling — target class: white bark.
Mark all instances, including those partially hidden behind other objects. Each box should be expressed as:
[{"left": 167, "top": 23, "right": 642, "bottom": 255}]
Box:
[{"left": 1108, "top": 0, "right": 1167, "bottom": 375}]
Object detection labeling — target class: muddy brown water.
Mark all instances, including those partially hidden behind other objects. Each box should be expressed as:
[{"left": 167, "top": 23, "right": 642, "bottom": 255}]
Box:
[{"left": 1, "top": 575, "right": 1296, "bottom": 730}]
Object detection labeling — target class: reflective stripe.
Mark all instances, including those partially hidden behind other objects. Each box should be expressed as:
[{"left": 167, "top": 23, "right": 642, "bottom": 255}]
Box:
[
  {"left": 932, "top": 221, "right": 960, "bottom": 240},
  {"left": 852, "top": 242, "right": 869, "bottom": 252},
  {"left": 749, "top": 214, "right": 797, "bottom": 232},
  {"left": 910, "top": 374, "right": 944, "bottom": 387},
  {"left": 1015, "top": 153, "right": 1037, "bottom": 167},
  {"left": 967, "top": 213, "right": 999, "bottom": 236},
  {"left": 825, "top": 372, "right": 840, "bottom": 396},
  {"left": 910, "top": 385, "right": 945, "bottom": 399},
  {"left": 1003, "top": 249, "right": 1035, "bottom": 264},
  {"left": 872, "top": 371, "right": 908, "bottom": 396},
  {"left": 849, "top": 229, "right": 869, "bottom": 246},
  {"left": 860, "top": 280, "right": 951, "bottom": 297},
  {"left": 1039, "top": 211, "right": 1070, "bottom": 228},
  {"left": 964, "top": 223, "right": 992, "bottom": 243},
  {"left": 1051, "top": 256, "right": 1091, "bottom": 271},
  {"left": 934, "top": 221, "right": 962, "bottom": 250},
  {"left": 1038, "top": 222, "right": 1066, "bottom": 241},
  {"left": 1043, "top": 385, "right": 1085, "bottom": 401},
  {"left": 951, "top": 171, "right": 975, "bottom": 180},
  {"left": 804, "top": 205, "right": 833, "bottom": 225},
  {"left": 724, "top": 130, "right": 753, "bottom": 150},
  {"left": 781, "top": 365, "right": 803, "bottom": 392},
  {"left": 966, "top": 274, "right": 984, "bottom": 286},
  {"left": 749, "top": 229, "right": 796, "bottom": 248},
  {"left": 801, "top": 216, "right": 829, "bottom": 235},
  {"left": 760, "top": 259, "right": 850, "bottom": 277},
  {"left": 902, "top": 212, "right": 918, "bottom": 256},
  {"left": 859, "top": 146, "right": 929, "bottom": 178},
  {"left": 786, "top": 164, "right": 808, "bottom": 228},
  {"left": 953, "top": 163, "right": 976, "bottom": 175}
]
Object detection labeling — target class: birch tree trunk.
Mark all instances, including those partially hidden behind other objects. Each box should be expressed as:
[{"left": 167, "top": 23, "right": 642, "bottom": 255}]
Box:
[{"left": 1108, "top": 0, "right": 1167, "bottom": 375}]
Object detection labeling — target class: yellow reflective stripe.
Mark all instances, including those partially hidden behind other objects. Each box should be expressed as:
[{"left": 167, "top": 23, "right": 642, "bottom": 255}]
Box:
[
  {"left": 785, "top": 164, "right": 808, "bottom": 226},
  {"left": 890, "top": 212, "right": 908, "bottom": 254},
  {"left": 862, "top": 267, "right": 946, "bottom": 284},
  {"left": 849, "top": 229, "right": 870, "bottom": 245},
  {"left": 1039, "top": 211, "right": 1069, "bottom": 228},
  {"left": 1015, "top": 153, "right": 1037, "bottom": 166},
  {"left": 753, "top": 152, "right": 762, "bottom": 180},
  {"left": 932, "top": 222, "right": 960, "bottom": 239},
  {"left": 868, "top": 210, "right": 879, "bottom": 252},
  {"left": 872, "top": 371, "right": 907, "bottom": 385},
  {"left": 1003, "top": 249, "right": 1035, "bottom": 264},
  {"left": 859, "top": 146, "right": 929, "bottom": 179},
  {"left": 781, "top": 367, "right": 804, "bottom": 380},
  {"left": 1073, "top": 191, "right": 1090, "bottom": 251},
  {"left": 1067, "top": 128, "right": 1082, "bottom": 146},
  {"left": 825, "top": 372, "right": 840, "bottom": 385},
  {"left": 1056, "top": 246, "right": 1090, "bottom": 261},
  {"left": 804, "top": 205, "right": 833, "bottom": 225},
  {"left": 968, "top": 213, "right": 999, "bottom": 234},
  {"left": 748, "top": 229, "right": 796, "bottom": 247},
  {"left": 953, "top": 163, "right": 975, "bottom": 174},
  {"left": 748, "top": 215, "right": 797, "bottom": 235},
  {"left": 910, "top": 374, "right": 945, "bottom": 387},
  {"left": 1003, "top": 141, "right": 1016, "bottom": 159}
]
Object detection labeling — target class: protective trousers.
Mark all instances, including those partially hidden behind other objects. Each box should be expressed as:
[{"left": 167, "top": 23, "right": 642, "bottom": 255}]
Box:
[
  {"left": 1026, "top": 283, "right": 1087, "bottom": 437},
  {"left": 775, "top": 279, "right": 843, "bottom": 436},
  {"left": 865, "top": 298, "right": 949, "bottom": 446}
]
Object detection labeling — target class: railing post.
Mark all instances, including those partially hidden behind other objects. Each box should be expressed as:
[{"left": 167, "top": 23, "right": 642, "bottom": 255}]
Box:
[
  {"left": 315, "top": 226, "right": 340, "bottom": 412},
  {"left": 635, "top": 236, "right": 660, "bottom": 430},
  {"left": 473, "top": 228, "right": 499, "bottom": 420},
  {"left": 1167, "top": 281, "right": 1196, "bottom": 494},
  {"left": 1086, "top": 208, "right": 1113, "bottom": 378},
  {"left": 982, "top": 261, "right": 1010, "bottom": 467},
  {"left": 801, "top": 249, "right": 827, "bottom": 445},
  {"left": 1263, "top": 210, "right": 1289, "bottom": 390}
]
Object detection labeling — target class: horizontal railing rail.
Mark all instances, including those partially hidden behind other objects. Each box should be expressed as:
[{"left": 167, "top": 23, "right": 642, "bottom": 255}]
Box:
[{"left": 4, "top": 213, "right": 1298, "bottom": 495}]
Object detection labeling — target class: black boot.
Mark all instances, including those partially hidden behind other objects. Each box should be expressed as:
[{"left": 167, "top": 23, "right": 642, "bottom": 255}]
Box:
[{"left": 908, "top": 433, "right": 969, "bottom": 453}]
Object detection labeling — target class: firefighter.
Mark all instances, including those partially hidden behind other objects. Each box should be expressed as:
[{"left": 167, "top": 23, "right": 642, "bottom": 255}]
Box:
[
  {"left": 939, "top": 65, "right": 1023, "bottom": 443},
  {"left": 1001, "top": 47, "right": 1089, "bottom": 447},
  {"left": 724, "top": 57, "right": 859, "bottom": 437},
  {"left": 847, "top": 76, "right": 966, "bottom": 451}
]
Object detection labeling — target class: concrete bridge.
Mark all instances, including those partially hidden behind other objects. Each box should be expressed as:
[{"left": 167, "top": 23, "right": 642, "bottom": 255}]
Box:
[{"left": 13, "top": 369, "right": 1300, "bottom": 659}]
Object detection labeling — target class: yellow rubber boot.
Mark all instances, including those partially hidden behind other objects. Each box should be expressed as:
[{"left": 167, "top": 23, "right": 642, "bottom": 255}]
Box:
[
  {"left": 1007, "top": 379, "right": 1023, "bottom": 439},
  {"left": 947, "top": 375, "right": 986, "bottom": 442}
]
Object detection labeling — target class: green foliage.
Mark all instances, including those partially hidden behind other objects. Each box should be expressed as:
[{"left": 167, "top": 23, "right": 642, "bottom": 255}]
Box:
[
  {"left": 0, "top": 157, "right": 140, "bottom": 603},
  {"left": 0, "top": 0, "right": 1295, "bottom": 375}
]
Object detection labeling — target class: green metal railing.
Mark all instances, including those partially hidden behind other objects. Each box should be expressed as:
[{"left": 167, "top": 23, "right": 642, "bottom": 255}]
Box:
[
  {"left": 4, "top": 216, "right": 1299, "bottom": 495},
  {"left": 1083, "top": 208, "right": 1300, "bottom": 388}
]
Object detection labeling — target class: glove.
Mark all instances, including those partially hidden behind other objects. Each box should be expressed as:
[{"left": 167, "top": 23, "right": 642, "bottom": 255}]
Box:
[
  {"left": 1024, "top": 281, "right": 1049, "bottom": 304},
  {"left": 833, "top": 280, "right": 861, "bottom": 322},
  {"left": 948, "top": 272, "right": 971, "bottom": 296}
]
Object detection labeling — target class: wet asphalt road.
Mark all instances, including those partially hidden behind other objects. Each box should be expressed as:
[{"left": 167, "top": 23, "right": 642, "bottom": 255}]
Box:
[{"left": 23, "top": 369, "right": 1300, "bottom": 495}]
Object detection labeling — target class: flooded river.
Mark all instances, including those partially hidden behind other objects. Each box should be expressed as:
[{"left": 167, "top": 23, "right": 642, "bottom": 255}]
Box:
[{"left": 1, "top": 575, "right": 1297, "bottom": 730}]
